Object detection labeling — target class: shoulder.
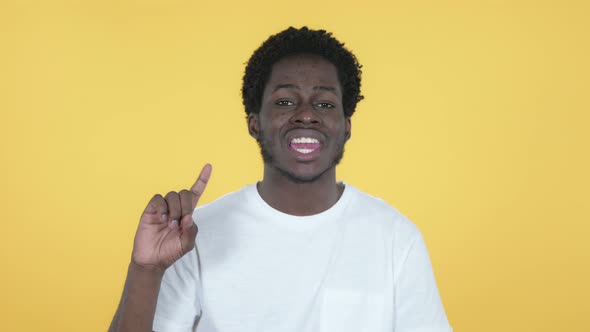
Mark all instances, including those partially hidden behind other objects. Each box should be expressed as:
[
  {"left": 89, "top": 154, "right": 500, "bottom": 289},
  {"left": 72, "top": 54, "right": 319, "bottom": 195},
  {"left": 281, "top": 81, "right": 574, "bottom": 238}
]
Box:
[
  {"left": 194, "top": 184, "right": 254, "bottom": 218},
  {"left": 344, "top": 184, "right": 420, "bottom": 232},
  {"left": 162, "top": 186, "right": 256, "bottom": 280},
  {"left": 191, "top": 184, "right": 260, "bottom": 235}
]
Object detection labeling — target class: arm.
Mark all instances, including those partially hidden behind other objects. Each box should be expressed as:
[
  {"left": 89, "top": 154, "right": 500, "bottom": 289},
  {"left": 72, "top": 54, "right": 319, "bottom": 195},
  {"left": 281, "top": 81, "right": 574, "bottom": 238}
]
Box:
[
  {"left": 394, "top": 231, "right": 452, "bottom": 332},
  {"left": 108, "top": 263, "right": 164, "bottom": 332},
  {"left": 108, "top": 164, "right": 212, "bottom": 332}
]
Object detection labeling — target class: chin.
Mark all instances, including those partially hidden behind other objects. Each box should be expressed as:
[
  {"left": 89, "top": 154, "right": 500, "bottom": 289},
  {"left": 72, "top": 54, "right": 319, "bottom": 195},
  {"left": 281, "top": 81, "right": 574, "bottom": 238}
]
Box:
[
  {"left": 257, "top": 134, "right": 345, "bottom": 184},
  {"left": 273, "top": 164, "right": 334, "bottom": 184}
]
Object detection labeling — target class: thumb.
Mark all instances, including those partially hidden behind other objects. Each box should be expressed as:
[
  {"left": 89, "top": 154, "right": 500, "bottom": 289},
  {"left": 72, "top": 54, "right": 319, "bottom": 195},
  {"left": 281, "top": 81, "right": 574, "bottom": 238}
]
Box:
[{"left": 179, "top": 214, "right": 198, "bottom": 255}]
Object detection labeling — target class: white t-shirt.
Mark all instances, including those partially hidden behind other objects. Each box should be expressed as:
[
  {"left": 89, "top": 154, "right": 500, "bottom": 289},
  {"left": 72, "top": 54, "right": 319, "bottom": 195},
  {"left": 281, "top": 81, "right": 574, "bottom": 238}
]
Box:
[{"left": 153, "top": 183, "right": 452, "bottom": 332}]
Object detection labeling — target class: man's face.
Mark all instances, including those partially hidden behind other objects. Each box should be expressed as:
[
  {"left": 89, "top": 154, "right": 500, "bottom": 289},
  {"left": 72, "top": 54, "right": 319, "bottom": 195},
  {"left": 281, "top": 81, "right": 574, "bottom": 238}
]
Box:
[{"left": 248, "top": 54, "right": 351, "bottom": 183}]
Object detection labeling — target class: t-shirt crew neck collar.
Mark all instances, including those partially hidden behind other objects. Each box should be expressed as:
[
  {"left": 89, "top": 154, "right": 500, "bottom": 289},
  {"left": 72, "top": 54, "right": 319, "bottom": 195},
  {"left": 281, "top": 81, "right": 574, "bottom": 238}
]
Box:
[{"left": 246, "top": 182, "right": 352, "bottom": 227}]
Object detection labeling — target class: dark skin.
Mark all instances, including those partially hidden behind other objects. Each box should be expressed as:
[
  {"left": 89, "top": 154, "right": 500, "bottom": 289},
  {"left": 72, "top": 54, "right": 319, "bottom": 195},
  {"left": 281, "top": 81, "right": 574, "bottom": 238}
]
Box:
[
  {"left": 109, "top": 54, "right": 351, "bottom": 332},
  {"left": 249, "top": 54, "right": 351, "bottom": 216},
  {"left": 109, "top": 164, "right": 212, "bottom": 332}
]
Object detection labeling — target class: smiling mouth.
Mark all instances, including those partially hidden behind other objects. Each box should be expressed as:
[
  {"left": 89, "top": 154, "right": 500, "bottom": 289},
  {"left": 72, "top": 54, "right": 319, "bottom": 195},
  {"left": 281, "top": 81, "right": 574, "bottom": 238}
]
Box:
[{"left": 289, "top": 137, "right": 321, "bottom": 154}]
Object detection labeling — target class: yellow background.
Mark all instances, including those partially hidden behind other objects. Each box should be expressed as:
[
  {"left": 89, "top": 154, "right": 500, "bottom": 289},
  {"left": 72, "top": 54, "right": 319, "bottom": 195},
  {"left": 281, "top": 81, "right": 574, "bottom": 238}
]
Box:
[{"left": 1, "top": 0, "right": 588, "bottom": 331}]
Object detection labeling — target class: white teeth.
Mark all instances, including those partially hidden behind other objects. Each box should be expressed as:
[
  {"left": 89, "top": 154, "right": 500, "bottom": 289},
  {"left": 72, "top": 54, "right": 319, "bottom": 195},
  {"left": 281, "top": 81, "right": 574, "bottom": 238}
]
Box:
[
  {"left": 291, "top": 137, "right": 319, "bottom": 144},
  {"left": 294, "top": 148, "right": 314, "bottom": 154}
]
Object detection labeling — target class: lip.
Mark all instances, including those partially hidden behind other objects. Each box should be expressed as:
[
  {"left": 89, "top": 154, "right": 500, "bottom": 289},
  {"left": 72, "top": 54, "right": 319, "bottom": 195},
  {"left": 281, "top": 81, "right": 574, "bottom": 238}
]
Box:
[
  {"left": 285, "top": 128, "right": 324, "bottom": 161},
  {"left": 288, "top": 142, "right": 322, "bottom": 161},
  {"left": 285, "top": 128, "right": 324, "bottom": 143}
]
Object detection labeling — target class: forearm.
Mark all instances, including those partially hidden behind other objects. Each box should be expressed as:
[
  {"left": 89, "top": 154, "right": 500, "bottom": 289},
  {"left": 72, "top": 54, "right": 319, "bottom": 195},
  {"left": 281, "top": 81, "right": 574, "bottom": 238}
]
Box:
[{"left": 109, "top": 262, "right": 165, "bottom": 332}]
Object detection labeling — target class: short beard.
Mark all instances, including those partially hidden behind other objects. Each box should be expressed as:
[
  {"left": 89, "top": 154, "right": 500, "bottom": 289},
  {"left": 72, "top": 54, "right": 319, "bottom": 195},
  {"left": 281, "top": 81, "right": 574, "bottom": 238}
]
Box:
[{"left": 256, "top": 129, "right": 345, "bottom": 184}]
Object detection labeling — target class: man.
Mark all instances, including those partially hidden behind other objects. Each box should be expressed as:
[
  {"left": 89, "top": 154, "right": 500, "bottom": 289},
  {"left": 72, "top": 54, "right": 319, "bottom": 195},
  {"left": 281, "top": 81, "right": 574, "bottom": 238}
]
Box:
[{"left": 109, "top": 27, "right": 452, "bottom": 332}]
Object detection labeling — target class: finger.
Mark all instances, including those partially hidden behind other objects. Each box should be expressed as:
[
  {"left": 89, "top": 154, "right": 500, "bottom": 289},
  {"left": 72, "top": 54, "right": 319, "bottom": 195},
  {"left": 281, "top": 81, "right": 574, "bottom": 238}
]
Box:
[
  {"left": 179, "top": 214, "right": 198, "bottom": 254},
  {"left": 190, "top": 163, "right": 212, "bottom": 207},
  {"left": 164, "top": 191, "right": 181, "bottom": 227},
  {"left": 144, "top": 194, "right": 168, "bottom": 223},
  {"left": 179, "top": 189, "right": 194, "bottom": 219}
]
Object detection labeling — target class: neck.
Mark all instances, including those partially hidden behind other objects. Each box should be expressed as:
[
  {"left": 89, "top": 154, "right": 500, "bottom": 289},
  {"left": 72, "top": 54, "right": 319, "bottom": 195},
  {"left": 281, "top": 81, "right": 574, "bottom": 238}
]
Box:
[{"left": 257, "top": 166, "right": 343, "bottom": 216}]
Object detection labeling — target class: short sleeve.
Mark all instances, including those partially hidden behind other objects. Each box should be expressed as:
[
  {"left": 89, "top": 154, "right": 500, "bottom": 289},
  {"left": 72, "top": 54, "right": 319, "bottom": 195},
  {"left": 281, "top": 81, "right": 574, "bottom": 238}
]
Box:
[
  {"left": 394, "top": 229, "right": 453, "bottom": 332},
  {"left": 153, "top": 249, "right": 201, "bottom": 332}
]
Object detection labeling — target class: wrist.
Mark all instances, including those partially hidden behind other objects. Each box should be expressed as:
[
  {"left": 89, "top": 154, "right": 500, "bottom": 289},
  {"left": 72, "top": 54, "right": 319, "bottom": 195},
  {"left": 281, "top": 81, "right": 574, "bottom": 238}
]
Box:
[{"left": 129, "top": 260, "right": 166, "bottom": 278}]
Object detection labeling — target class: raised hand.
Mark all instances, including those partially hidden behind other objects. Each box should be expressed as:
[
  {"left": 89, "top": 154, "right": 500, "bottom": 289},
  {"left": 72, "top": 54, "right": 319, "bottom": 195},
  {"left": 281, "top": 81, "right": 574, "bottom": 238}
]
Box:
[{"left": 131, "top": 164, "right": 212, "bottom": 271}]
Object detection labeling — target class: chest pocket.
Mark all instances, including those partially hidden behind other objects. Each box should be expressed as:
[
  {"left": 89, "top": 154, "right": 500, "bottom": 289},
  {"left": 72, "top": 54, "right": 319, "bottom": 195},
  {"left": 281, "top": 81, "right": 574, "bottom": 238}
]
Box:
[{"left": 320, "top": 288, "right": 385, "bottom": 332}]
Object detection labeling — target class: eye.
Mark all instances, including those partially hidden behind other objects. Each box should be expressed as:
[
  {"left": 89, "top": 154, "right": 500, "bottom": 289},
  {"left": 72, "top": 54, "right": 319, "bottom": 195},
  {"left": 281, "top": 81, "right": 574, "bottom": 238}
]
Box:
[
  {"left": 316, "top": 102, "right": 335, "bottom": 109},
  {"left": 275, "top": 100, "right": 294, "bottom": 106}
]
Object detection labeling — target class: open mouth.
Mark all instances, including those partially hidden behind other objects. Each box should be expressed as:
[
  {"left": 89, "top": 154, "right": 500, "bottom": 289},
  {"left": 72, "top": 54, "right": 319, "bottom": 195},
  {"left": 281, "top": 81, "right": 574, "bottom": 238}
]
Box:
[{"left": 289, "top": 137, "right": 322, "bottom": 158}]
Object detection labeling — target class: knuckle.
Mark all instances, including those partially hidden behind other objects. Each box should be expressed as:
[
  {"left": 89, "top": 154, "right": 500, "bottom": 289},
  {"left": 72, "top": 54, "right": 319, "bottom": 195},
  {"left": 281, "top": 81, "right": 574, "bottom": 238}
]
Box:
[
  {"left": 167, "top": 207, "right": 181, "bottom": 218},
  {"left": 151, "top": 194, "right": 167, "bottom": 210}
]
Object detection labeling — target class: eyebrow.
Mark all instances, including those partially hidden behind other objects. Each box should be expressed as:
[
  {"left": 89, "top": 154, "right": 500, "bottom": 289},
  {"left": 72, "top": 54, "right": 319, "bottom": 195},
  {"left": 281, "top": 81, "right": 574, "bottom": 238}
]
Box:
[{"left": 272, "top": 84, "right": 339, "bottom": 95}]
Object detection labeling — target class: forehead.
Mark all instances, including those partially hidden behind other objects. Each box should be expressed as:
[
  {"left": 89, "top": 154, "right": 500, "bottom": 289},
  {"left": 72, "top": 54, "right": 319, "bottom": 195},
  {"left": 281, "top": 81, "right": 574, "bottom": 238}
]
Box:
[{"left": 266, "top": 54, "right": 341, "bottom": 87}]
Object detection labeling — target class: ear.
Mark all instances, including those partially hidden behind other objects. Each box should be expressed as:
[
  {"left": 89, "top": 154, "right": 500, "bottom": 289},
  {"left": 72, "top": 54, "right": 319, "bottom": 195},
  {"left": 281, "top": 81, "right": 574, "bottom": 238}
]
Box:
[
  {"left": 345, "top": 117, "right": 352, "bottom": 141},
  {"left": 248, "top": 113, "right": 260, "bottom": 139}
]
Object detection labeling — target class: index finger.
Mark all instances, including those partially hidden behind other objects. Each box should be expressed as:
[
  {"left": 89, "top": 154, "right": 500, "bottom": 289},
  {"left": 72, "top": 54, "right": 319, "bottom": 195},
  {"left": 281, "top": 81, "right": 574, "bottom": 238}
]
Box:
[{"left": 190, "top": 163, "right": 212, "bottom": 208}]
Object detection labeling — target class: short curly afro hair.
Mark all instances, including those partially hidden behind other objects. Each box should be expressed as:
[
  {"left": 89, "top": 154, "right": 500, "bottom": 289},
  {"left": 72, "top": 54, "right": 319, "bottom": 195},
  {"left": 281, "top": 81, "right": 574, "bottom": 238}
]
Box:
[{"left": 242, "top": 26, "right": 363, "bottom": 118}]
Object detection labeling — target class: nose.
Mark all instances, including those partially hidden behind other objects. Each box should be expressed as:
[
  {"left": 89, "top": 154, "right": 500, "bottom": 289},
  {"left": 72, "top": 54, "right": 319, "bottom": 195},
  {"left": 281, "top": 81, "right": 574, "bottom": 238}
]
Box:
[{"left": 290, "top": 103, "right": 321, "bottom": 126}]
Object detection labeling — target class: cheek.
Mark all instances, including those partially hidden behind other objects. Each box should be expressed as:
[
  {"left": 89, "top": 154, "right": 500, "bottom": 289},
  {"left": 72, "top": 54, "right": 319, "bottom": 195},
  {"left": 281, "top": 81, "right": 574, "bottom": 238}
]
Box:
[
  {"left": 266, "top": 114, "right": 289, "bottom": 133},
  {"left": 332, "top": 118, "right": 349, "bottom": 137}
]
